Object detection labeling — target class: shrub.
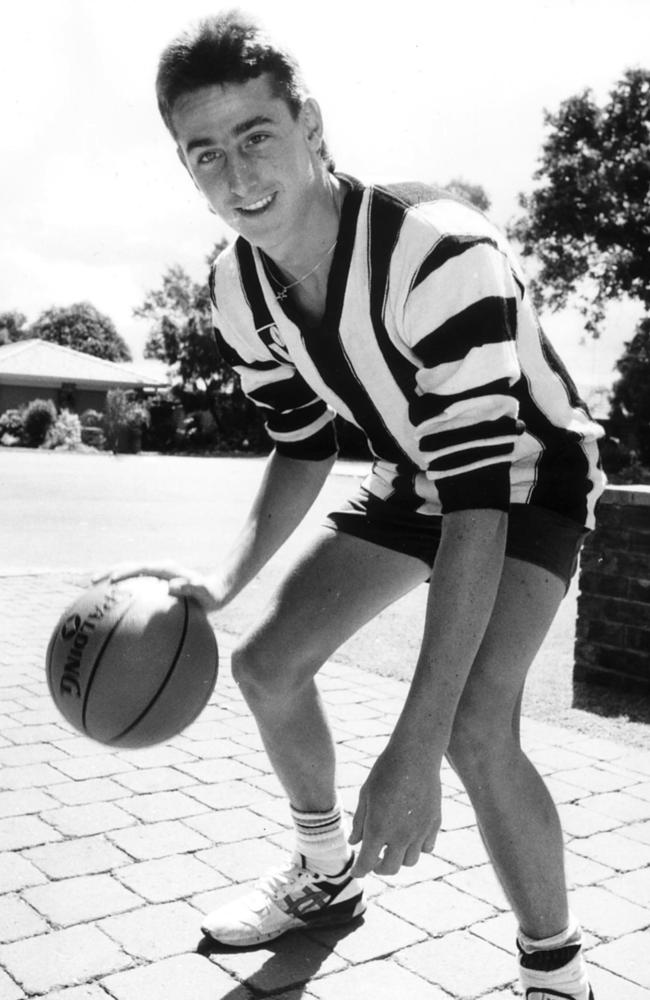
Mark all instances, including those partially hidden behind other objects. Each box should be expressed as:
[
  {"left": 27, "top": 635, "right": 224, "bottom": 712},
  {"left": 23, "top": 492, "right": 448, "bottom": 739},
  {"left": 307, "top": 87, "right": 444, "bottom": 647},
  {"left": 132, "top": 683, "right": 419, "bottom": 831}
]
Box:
[
  {"left": 80, "top": 408, "right": 104, "bottom": 429},
  {"left": 23, "top": 398, "right": 57, "bottom": 446},
  {"left": 45, "top": 410, "right": 82, "bottom": 450},
  {"left": 0, "top": 408, "right": 26, "bottom": 442},
  {"left": 80, "top": 426, "right": 106, "bottom": 449}
]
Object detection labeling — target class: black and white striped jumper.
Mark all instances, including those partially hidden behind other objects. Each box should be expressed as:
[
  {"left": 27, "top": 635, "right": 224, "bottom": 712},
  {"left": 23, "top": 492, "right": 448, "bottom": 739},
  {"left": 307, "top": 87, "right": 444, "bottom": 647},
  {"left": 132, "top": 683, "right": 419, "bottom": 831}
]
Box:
[{"left": 209, "top": 175, "right": 605, "bottom": 528}]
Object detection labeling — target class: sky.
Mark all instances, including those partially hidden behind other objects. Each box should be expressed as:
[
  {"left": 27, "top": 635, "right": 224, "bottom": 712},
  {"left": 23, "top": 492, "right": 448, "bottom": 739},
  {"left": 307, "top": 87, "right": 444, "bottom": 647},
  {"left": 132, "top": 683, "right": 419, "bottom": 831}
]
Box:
[{"left": 1, "top": 0, "right": 649, "bottom": 403}]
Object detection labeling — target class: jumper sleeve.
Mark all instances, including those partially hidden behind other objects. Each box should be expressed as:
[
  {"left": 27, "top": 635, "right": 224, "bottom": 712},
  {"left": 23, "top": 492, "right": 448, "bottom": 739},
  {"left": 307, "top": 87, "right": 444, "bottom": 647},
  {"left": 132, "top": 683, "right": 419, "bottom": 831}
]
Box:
[
  {"left": 403, "top": 236, "right": 524, "bottom": 513},
  {"left": 210, "top": 302, "right": 337, "bottom": 462}
]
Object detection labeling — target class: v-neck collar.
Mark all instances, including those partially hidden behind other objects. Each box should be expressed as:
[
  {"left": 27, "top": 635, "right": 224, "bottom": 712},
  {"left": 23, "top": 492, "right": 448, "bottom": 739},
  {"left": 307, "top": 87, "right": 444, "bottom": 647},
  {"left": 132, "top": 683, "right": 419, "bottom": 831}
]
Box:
[{"left": 256, "top": 173, "right": 365, "bottom": 333}]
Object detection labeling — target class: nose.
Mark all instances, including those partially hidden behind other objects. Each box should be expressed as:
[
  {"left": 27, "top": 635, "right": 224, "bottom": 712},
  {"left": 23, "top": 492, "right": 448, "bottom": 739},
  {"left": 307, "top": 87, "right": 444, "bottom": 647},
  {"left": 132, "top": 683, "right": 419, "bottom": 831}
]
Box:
[{"left": 226, "top": 152, "right": 255, "bottom": 199}]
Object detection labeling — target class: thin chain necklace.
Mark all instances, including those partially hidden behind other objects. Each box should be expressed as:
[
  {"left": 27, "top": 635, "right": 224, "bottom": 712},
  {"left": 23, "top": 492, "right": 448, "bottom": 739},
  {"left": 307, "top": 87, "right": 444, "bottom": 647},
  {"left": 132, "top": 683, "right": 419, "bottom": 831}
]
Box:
[{"left": 268, "top": 236, "right": 338, "bottom": 302}]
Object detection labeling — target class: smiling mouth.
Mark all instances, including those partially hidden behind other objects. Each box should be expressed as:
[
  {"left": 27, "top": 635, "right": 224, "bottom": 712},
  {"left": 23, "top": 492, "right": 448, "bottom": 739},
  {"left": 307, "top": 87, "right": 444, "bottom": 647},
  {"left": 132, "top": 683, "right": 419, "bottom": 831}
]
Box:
[{"left": 236, "top": 193, "right": 277, "bottom": 216}]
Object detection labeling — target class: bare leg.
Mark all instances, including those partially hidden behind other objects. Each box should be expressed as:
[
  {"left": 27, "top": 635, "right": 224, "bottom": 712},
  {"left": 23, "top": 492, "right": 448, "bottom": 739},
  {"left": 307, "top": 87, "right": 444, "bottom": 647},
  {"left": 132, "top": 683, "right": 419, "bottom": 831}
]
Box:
[
  {"left": 231, "top": 528, "right": 430, "bottom": 812},
  {"left": 446, "top": 556, "right": 568, "bottom": 938}
]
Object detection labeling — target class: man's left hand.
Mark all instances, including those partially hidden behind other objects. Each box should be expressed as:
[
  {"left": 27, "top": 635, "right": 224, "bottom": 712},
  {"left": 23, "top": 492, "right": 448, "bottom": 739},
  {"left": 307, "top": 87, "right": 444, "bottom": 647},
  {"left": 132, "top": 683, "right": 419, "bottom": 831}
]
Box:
[{"left": 349, "top": 743, "right": 442, "bottom": 877}]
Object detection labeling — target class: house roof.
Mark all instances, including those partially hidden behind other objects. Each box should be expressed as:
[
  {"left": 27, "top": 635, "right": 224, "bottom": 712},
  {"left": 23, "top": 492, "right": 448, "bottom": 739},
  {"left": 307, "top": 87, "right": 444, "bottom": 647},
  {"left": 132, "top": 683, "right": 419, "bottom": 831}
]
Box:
[{"left": 0, "top": 339, "right": 168, "bottom": 390}]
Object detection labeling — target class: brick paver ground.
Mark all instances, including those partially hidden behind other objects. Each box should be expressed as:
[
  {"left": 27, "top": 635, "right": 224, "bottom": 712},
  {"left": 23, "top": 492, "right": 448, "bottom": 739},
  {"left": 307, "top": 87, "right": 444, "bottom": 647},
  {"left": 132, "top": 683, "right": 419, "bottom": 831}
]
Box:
[{"left": 0, "top": 574, "right": 649, "bottom": 998}]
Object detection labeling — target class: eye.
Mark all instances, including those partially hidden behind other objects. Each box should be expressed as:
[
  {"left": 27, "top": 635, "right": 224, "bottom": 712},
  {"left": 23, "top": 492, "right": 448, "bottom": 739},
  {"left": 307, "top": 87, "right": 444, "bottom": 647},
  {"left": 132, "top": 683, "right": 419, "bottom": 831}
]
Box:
[
  {"left": 246, "top": 132, "right": 270, "bottom": 148},
  {"left": 196, "top": 149, "right": 223, "bottom": 166}
]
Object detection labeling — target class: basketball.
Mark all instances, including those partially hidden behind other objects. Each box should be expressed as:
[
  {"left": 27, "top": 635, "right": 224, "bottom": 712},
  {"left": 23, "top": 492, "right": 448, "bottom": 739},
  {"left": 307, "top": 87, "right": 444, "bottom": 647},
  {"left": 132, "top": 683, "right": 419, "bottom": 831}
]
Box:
[{"left": 46, "top": 576, "right": 218, "bottom": 748}]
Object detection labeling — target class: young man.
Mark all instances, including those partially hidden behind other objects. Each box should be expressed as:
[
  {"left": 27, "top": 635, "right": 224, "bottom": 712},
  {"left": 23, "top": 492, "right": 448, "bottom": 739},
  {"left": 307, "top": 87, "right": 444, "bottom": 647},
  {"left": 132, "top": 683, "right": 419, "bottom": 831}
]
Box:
[{"left": 115, "top": 12, "right": 605, "bottom": 998}]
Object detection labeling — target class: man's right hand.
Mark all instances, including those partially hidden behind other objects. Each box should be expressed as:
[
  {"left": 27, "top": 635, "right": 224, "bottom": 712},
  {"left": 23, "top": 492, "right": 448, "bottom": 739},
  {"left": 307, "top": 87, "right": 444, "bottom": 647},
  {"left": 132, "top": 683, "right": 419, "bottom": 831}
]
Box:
[{"left": 91, "top": 563, "right": 226, "bottom": 613}]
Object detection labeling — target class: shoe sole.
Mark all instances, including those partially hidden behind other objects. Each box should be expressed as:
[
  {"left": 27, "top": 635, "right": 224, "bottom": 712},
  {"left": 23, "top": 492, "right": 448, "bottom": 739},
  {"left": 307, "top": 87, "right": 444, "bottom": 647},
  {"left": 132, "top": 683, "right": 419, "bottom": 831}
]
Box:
[{"left": 202, "top": 898, "right": 367, "bottom": 947}]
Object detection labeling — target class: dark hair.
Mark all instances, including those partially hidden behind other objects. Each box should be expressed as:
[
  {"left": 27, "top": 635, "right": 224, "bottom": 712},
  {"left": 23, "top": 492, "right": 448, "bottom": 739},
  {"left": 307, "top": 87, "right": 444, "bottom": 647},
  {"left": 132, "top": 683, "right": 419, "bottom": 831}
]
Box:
[{"left": 156, "top": 9, "right": 334, "bottom": 168}]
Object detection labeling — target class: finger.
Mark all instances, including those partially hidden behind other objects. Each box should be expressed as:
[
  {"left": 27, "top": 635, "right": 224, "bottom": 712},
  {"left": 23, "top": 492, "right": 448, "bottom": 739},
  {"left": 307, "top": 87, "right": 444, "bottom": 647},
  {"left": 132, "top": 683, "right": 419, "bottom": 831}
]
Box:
[
  {"left": 403, "top": 843, "right": 422, "bottom": 867},
  {"left": 350, "top": 836, "right": 384, "bottom": 878},
  {"left": 375, "top": 843, "right": 406, "bottom": 876},
  {"left": 109, "top": 564, "right": 180, "bottom": 584},
  {"left": 348, "top": 794, "right": 366, "bottom": 846}
]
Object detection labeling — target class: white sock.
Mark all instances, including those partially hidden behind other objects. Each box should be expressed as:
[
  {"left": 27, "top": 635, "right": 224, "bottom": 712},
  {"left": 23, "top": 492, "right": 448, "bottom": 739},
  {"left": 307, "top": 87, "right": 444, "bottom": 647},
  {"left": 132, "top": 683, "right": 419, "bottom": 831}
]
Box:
[
  {"left": 518, "top": 917, "right": 591, "bottom": 999},
  {"left": 290, "top": 800, "right": 352, "bottom": 875}
]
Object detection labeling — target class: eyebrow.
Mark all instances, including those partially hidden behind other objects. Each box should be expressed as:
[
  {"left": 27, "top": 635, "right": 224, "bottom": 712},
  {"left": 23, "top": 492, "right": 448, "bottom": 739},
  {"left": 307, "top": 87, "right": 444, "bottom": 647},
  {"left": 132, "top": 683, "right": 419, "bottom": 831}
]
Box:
[{"left": 186, "top": 115, "right": 276, "bottom": 154}]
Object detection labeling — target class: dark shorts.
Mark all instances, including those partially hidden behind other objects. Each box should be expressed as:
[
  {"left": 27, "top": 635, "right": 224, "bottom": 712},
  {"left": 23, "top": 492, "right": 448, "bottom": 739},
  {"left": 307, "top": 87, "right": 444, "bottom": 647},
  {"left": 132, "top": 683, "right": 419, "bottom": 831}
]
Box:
[{"left": 323, "top": 491, "right": 590, "bottom": 592}]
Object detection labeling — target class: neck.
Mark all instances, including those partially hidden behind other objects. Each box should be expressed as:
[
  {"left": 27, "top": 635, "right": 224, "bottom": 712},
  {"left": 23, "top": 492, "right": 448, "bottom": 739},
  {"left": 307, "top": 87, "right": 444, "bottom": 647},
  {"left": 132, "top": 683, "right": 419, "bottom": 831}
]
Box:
[{"left": 269, "top": 173, "right": 342, "bottom": 283}]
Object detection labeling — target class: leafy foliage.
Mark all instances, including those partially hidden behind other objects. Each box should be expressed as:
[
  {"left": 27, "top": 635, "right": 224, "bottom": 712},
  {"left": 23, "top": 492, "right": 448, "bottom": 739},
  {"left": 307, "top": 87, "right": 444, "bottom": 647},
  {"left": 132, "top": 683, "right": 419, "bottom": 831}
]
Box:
[
  {"left": 29, "top": 302, "right": 132, "bottom": 362},
  {"left": 511, "top": 68, "right": 650, "bottom": 335},
  {"left": 45, "top": 410, "right": 82, "bottom": 450},
  {"left": 0, "top": 311, "right": 27, "bottom": 345},
  {"left": 609, "top": 317, "right": 650, "bottom": 465},
  {"left": 444, "top": 178, "right": 491, "bottom": 212},
  {"left": 23, "top": 399, "right": 57, "bottom": 447},
  {"left": 137, "top": 241, "right": 233, "bottom": 390}
]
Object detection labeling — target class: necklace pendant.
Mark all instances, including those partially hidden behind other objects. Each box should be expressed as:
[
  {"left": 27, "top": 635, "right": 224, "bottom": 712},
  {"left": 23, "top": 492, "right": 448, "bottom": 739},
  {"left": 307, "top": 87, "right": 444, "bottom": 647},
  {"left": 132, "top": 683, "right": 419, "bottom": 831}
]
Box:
[{"left": 276, "top": 289, "right": 288, "bottom": 302}]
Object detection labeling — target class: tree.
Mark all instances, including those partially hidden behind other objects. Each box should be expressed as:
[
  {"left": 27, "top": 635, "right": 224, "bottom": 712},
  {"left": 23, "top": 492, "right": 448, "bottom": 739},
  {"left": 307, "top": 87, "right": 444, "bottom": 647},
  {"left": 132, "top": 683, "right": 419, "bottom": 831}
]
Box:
[
  {"left": 137, "top": 241, "right": 233, "bottom": 390},
  {"left": 29, "top": 302, "right": 132, "bottom": 362},
  {"left": 0, "top": 311, "right": 27, "bottom": 345},
  {"left": 511, "top": 68, "right": 650, "bottom": 336},
  {"left": 608, "top": 317, "right": 650, "bottom": 465},
  {"left": 444, "top": 178, "right": 491, "bottom": 212}
]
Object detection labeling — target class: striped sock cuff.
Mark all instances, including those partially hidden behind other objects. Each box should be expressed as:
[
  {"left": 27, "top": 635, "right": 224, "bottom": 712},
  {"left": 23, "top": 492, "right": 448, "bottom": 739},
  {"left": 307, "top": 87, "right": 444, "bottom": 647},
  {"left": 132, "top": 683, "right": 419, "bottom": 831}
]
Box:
[{"left": 291, "top": 802, "right": 343, "bottom": 845}]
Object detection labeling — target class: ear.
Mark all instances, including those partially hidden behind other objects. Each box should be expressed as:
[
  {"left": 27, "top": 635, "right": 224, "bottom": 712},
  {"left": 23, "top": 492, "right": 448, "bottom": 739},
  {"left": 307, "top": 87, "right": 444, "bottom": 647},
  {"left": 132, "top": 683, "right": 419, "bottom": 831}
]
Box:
[{"left": 301, "top": 97, "right": 324, "bottom": 153}]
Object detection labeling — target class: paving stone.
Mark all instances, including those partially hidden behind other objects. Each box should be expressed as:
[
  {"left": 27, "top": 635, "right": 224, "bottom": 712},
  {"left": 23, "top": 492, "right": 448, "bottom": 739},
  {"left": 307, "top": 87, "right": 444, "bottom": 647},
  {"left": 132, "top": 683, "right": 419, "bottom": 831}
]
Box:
[
  {"left": 174, "top": 758, "right": 261, "bottom": 784},
  {"left": 99, "top": 900, "right": 202, "bottom": 959},
  {"left": 213, "top": 933, "right": 345, "bottom": 994},
  {"left": 565, "top": 849, "right": 615, "bottom": 887},
  {"left": 43, "top": 800, "right": 135, "bottom": 837},
  {"left": 194, "top": 837, "right": 288, "bottom": 882},
  {"left": 580, "top": 790, "right": 650, "bottom": 823},
  {"left": 24, "top": 873, "right": 142, "bottom": 926},
  {"left": 0, "top": 762, "right": 69, "bottom": 790},
  {"left": 0, "top": 851, "right": 46, "bottom": 892},
  {"left": 373, "top": 851, "right": 455, "bottom": 889},
  {"left": 0, "top": 968, "right": 22, "bottom": 1000},
  {"left": 445, "top": 863, "right": 509, "bottom": 909},
  {"left": 0, "top": 813, "right": 62, "bottom": 851},
  {"left": 114, "top": 745, "right": 196, "bottom": 768},
  {"left": 586, "top": 962, "right": 650, "bottom": 1000},
  {"left": 0, "top": 787, "right": 58, "bottom": 818},
  {"left": 108, "top": 819, "right": 212, "bottom": 860},
  {"left": 470, "top": 911, "right": 517, "bottom": 952},
  {"left": 0, "top": 924, "right": 130, "bottom": 994},
  {"left": 3, "top": 723, "right": 70, "bottom": 745},
  {"left": 23, "top": 834, "right": 132, "bottom": 878},
  {"left": 399, "top": 930, "right": 515, "bottom": 997},
  {"left": 52, "top": 754, "right": 135, "bottom": 780},
  {"left": 601, "top": 867, "right": 650, "bottom": 907},
  {"left": 588, "top": 930, "right": 650, "bottom": 988},
  {"left": 0, "top": 894, "right": 48, "bottom": 942},
  {"left": 557, "top": 765, "right": 641, "bottom": 794},
  {"left": 115, "top": 854, "right": 228, "bottom": 903},
  {"left": 102, "top": 953, "right": 248, "bottom": 1000},
  {"left": 184, "top": 806, "right": 283, "bottom": 843},
  {"left": 184, "top": 778, "right": 270, "bottom": 811},
  {"left": 117, "top": 790, "right": 207, "bottom": 823},
  {"left": 620, "top": 818, "right": 650, "bottom": 845},
  {"left": 41, "top": 986, "right": 111, "bottom": 1000},
  {"left": 569, "top": 830, "right": 650, "bottom": 871},
  {"left": 563, "top": 735, "right": 628, "bottom": 762},
  {"left": 49, "top": 778, "right": 128, "bottom": 805},
  {"left": 310, "top": 901, "right": 427, "bottom": 962},
  {"left": 529, "top": 745, "right": 594, "bottom": 773},
  {"left": 569, "top": 885, "right": 650, "bottom": 937},
  {"left": 0, "top": 742, "right": 66, "bottom": 767},
  {"left": 628, "top": 780, "right": 650, "bottom": 801},
  {"left": 558, "top": 802, "right": 622, "bottom": 837},
  {"left": 434, "top": 827, "right": 490, "bottom": 868},
  {"left": 440, "top": 797, "right": 476, "bottom": 830},
  {"left": 112, "top": 766, "right": 195, "bottom": 794},
  {"left": 308, "top": 959, "right": 448, "bottom": 999},
  {"left": 378, "top": 880, "right": 495, "bottom": 935}
]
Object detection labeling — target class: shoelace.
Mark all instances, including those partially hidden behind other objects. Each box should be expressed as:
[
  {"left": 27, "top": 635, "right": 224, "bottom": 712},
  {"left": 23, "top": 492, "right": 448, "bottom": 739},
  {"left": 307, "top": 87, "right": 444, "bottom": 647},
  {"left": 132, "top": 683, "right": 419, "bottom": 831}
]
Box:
[{"left": 255, "top": 860, "right": 315, "bottom": 901}]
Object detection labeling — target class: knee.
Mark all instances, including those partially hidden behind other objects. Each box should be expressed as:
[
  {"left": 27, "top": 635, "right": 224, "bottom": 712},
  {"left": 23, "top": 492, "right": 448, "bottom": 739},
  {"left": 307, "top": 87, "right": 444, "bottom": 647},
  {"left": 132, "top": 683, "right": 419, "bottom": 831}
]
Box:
[
  {"left": 446, "top": 706, "right": 519, "bottom": 786},
  {"left": 230, "top": 636, "right": 310, "bottom": 705}
]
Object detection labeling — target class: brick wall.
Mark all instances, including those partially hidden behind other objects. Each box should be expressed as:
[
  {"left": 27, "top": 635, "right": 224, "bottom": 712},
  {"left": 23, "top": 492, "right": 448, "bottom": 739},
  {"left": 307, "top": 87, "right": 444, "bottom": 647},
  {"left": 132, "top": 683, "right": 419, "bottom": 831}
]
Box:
[{"left": 575, "top": 486, "right": 650, "bottom": 689}]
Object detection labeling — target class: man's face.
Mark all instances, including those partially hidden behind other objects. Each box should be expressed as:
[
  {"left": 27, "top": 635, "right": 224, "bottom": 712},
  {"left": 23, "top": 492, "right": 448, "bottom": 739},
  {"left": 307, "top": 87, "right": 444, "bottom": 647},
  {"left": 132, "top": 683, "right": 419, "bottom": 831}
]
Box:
[{"left": 172, "top": 74, "right": 323, "bottom": 253}]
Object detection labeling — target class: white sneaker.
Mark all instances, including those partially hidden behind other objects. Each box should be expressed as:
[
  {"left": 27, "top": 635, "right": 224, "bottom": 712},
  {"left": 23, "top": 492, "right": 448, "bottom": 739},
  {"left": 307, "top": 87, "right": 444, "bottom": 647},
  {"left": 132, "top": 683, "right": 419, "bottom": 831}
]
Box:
[{"left": 201, "top": 853, "right": 365, "bottom": 946}]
